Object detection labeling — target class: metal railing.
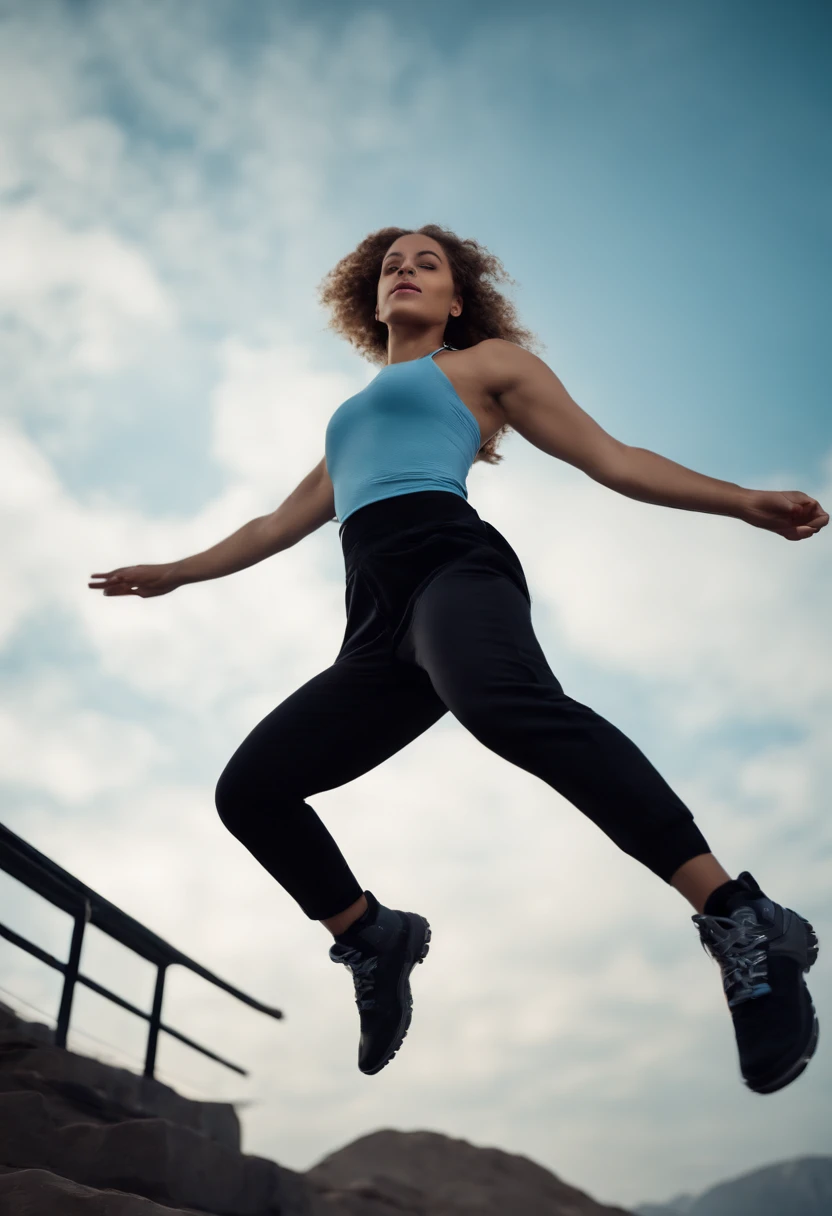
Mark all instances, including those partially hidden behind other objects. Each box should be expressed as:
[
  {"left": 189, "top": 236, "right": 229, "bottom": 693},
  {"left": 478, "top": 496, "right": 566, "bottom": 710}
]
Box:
[{"left": 0, "top": 823, "right": 283, "bottom": 1079}]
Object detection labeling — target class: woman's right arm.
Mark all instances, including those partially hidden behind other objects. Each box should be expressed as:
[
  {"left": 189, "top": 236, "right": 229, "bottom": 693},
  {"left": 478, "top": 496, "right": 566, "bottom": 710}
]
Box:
[{"left": 89, "top": 458, "right": 336, "bottom": 597}]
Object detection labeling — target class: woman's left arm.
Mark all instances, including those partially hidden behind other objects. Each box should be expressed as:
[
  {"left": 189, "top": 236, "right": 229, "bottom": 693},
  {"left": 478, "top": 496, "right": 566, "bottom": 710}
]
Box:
[{"left": 481, "top": 339, "right": 828, "bottom": 542}]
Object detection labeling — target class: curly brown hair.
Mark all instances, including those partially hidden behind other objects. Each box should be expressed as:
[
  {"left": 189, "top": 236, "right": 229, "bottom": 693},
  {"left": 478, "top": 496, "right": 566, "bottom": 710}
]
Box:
[{"left": 317, "top": 223, "right": 545, "bottom": 466}]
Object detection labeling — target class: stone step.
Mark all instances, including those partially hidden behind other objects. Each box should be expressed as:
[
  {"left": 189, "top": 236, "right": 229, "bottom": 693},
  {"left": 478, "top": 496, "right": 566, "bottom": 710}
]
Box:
[
  {"left": 0, "top": 1166, "right": 211, "bottom": 1214},
  {"left": 0, "top": 1090, "right": 318, "bottom": 1215},
  {"left": 0, "top": 1005, "right": 240, "bottom": 1152}
]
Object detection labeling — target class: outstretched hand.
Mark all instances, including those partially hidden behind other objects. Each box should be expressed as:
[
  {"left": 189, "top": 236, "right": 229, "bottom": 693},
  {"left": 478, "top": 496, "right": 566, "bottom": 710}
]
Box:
[
  {"left": 740, "top": 490, "right": 828, "bottom": 541},
  {"left": 88, "top": 563, "right": 182, "bottom": 597}
]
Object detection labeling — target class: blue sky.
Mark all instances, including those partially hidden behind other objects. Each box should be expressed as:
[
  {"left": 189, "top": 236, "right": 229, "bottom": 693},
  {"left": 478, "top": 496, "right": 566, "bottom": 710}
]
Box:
[{"left": 0, "top": 0, "right": 830, "bottom": 1209}]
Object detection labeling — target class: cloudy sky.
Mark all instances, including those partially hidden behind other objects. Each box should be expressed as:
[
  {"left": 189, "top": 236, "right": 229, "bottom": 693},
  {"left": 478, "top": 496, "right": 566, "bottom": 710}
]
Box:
[{"left": 1, "top": 0, "right": 830, "bottom": 1208}]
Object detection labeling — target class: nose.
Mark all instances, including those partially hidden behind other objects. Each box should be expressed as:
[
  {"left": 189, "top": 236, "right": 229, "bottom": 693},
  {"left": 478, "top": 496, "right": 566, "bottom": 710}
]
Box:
[{"left": 391, "top": 269, "right": 416, "bottom": 290}]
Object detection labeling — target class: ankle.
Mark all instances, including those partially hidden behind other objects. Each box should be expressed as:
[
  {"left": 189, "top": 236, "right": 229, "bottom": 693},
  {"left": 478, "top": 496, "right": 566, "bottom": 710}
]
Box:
[
  {"left": 702, "top": 877, "right": 751, "bottom": 918},
  {"left": 322, "top": 893, "right": 368, "bottom": 938},
  {"left": 670, "top": 853, "right": 734, "bottom": 915}
]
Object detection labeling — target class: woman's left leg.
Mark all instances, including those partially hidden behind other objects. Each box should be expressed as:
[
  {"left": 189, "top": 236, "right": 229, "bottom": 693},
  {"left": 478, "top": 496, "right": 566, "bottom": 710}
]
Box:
[
  {"left": 403, "top": 560, "right": 722, "bottom": 907},
  {"left": 402, "top": 551, "right": 820, "bottom": 1096}
]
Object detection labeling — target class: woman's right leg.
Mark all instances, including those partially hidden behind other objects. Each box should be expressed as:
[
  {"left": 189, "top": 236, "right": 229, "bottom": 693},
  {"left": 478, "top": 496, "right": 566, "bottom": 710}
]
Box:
[{"left": 214, "top": 652, "right": 448, "bottom": 924}]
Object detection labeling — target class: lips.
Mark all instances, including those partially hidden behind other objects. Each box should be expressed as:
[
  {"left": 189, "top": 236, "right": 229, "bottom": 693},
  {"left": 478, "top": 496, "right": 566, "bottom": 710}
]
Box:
[{"left": 392, "top": 284, "right": 421, "bottom": 294}]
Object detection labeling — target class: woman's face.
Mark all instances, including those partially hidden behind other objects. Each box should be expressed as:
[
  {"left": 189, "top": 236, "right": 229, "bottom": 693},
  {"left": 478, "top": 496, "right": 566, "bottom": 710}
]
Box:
[{"left": 375, "top": 234, "right": 462, "bottom": 328}]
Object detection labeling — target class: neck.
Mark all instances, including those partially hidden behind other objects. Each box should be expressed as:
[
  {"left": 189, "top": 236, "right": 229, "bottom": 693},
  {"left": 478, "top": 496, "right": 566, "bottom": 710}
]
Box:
[{"left": 385, "top": 330, "right": 448, "bottom": 366}]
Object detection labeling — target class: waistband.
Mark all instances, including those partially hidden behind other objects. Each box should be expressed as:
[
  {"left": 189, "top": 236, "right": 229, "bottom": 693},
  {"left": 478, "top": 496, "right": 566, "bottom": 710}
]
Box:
[{"left": 339, "top": 490, "right": 479, "bottom": 558}]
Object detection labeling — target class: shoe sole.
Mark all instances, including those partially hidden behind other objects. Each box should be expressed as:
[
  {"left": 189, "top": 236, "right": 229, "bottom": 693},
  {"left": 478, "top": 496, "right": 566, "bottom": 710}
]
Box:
[
  {"left": 745, "top": 916, "right": 820, "bottom": 1095},
  {"left": 361, "top": 913, "right": 431, "bottom": 1075}
]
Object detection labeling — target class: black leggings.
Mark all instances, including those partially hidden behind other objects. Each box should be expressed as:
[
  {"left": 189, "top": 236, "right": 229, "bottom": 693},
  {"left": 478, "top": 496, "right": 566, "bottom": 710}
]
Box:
[{"left": 215, "top": 491, "right": 711, "bottom": 920}]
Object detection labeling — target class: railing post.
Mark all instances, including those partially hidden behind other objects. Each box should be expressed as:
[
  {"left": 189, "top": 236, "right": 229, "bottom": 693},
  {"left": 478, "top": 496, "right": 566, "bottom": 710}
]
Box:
[
  {"left": 0, "top": 824, "right": 282, "bottom": 1081},
  {"left": 145, "top": 962, "right": 168, "bottom": 1079},
  {"left": 55, "top": 897, "right": 91, "bottom": 1049}
]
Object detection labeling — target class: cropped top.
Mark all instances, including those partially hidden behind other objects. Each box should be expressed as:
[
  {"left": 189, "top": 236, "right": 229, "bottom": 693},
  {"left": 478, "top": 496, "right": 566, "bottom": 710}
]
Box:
[{"left": 324, "top": 345, "right": 482, "bottom": 525}]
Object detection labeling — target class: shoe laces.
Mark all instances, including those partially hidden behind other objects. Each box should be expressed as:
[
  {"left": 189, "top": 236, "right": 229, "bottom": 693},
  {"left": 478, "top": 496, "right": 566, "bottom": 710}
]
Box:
[
  {"left": 334, "top": 944, "right": 379, "bottom": 1011},
  {"left": 695, "top": 911, "right": 772, "bottom": 1007}
]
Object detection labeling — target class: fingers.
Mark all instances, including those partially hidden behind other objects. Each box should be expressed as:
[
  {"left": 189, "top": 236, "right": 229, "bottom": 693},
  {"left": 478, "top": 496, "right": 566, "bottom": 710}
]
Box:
[
  {"left": 97, "top": 583, "right": 136, "bottom": 595},
  {"left": 792, "top": 496, "right": 828, "bottom": 531},
  {"left": 804, "top": 516, "right": 827, "bottom": 533},
  {"left": 794, "top": 504, "right": 828, "bottom": 534},
  {"left": 89, "top": 569, "right": 137, "bottom": 594}
]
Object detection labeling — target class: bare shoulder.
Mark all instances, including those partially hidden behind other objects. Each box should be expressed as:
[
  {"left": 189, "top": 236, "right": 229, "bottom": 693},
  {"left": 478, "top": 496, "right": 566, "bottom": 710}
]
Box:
[
  {"left": 467, "top": 337, "right": 540, "bottom": 401},
  {"left": 467, "top": 339, "right": 624, "bottom": 476}
]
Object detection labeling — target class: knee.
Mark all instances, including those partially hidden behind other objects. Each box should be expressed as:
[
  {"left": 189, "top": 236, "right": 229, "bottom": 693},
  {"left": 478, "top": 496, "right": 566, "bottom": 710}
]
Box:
[
  {"left": 214, "top": 760, "right": 247, "bottom": 832},
  {"left": 214, "top": 755, "right": 297, "bottom": 834}
]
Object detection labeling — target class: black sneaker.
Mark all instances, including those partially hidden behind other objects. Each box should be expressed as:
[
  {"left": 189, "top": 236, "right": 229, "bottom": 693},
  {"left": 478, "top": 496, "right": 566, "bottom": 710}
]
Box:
[
  {"left": 692, "top": 871, "right": 820, "bottom": 1094},
  {"left": 328, "top": 889, "right": 431, "bottom": 1075}
]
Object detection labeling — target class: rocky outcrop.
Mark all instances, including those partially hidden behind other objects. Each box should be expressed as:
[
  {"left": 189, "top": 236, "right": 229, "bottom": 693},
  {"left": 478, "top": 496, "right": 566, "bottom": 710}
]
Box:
[
  {"left": 306, "top": 1128, "right": 634, "bottom": 1215},
  {"left": 0, "top": 999, "right": 322, "bottom": 1215}
]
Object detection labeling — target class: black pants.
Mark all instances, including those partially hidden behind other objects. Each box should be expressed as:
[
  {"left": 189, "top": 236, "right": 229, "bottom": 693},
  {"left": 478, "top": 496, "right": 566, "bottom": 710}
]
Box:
[{"left": 215, "top": 491, "right": 711, "bottom": 920}]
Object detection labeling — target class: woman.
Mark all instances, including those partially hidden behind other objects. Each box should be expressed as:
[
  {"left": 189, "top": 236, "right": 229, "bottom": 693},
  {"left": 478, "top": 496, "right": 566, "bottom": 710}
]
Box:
[{"left": 90, "top": 223, "right": 825, "bottom": 1091}]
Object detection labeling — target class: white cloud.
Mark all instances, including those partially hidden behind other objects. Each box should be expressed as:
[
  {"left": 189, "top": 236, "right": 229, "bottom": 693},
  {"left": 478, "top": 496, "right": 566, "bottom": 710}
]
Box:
[
  {"left": 0, "top": 203, "right": 176, "bottom": 373},
  {"left": 32, "top": 116, "right": 126, "bottom": 195},
  {"left": 0, "top": 406, "right": 346, "bottom": 714},
  {"left": 476, "top": 446, "right": 832, "bottom": 734},
  {"left": 210, "top": 332, "right": 366, "bottom": 491},
  {"left": 0, "top": 674, "right": 167, "bottom": 805}
]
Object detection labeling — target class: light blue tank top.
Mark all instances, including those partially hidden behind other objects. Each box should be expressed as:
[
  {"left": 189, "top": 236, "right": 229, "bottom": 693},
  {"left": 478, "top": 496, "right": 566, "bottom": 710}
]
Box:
[{"left": 324, "top": 345, "right": 482, "bottom": 525}]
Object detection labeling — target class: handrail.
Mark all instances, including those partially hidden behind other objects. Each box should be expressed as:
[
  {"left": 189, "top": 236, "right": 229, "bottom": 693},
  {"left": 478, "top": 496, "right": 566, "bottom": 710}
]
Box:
[{"left": 0, "top": 822, "right": 283, "bottom": 1079}]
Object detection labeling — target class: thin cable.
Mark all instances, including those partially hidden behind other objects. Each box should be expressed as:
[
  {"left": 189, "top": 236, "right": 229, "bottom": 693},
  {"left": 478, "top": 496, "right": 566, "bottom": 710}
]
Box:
[{"left": 0, "top": 981, "right": 246, "bottom": 1105}]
